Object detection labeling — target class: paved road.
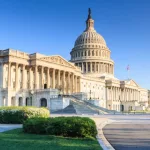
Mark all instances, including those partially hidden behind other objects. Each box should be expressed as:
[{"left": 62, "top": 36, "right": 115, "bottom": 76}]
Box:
[{"left": 103, "top": 118, "right": 150, "bottom": 150}]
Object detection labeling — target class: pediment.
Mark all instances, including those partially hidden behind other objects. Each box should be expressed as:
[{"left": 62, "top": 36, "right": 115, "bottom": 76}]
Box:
[
  {"left": 126, "top": 79, "right": 139, "bottom": 87},
  {"left": 39, "top": 55, "right": 76, "bottom": 69}
]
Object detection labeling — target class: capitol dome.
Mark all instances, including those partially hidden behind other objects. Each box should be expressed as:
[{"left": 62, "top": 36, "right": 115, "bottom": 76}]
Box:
[
  {"left": 74, "top": 31, "right": 106, "bottom": 47},
  {"left": 70, "top": 8, "right": 114, "bottom": 78}
]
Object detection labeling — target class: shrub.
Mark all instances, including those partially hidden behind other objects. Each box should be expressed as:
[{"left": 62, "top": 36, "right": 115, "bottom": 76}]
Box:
[
  {"left": 23, "top": 117, "right": 97, "bottom": 138},
  {"left": 0, "top": 106, "right": 50, "bottom": 124}
]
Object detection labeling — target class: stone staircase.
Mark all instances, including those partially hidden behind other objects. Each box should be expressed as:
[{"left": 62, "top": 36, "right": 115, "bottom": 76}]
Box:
[
  {"left": 70, "top": 95, "right": 121, "bottom": 114},
  {"left": 51, "top": 105, "right": 76, "bottom": 114},
  {"left": 52, "top": 95, "right": 121, "bottom": 115},
  {"left": 70, "top": 98, "right": 100, "bottom": 115}
]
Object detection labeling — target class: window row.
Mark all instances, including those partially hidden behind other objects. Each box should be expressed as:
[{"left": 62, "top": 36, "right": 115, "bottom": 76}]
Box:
[{"left": 71, "top": 50, "right": 110, "bottom": 59}]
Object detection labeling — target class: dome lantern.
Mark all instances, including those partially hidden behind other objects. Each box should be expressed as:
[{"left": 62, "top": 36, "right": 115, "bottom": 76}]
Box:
[{"left": 85, "top": 8, "right": 95, "bottom": 32}]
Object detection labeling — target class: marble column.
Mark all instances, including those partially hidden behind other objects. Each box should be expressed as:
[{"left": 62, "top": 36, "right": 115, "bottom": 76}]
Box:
[
  {"left": 111, "top": 65, "right": 113, "bottom": 74},
  {"left": 127, "top": 89, "right": 128, "bottom": 101},
  {"left": 63, "top": 71, "right": 65, "bottom": 93},
  {"left": 41, "top": 66, "right": 44, "bottom": 89},
  {"left": 95, "top": 62, "right": 96, "bottom": 72},
  {"left": 74, "top": 75, "right": 77, "bottom": 93},
  {"left": 86, "top": 62, "right": 88, "bottom": 73},
  {"left": 52, "top": 68, "right": 55, "bottom": 89},
  {"left": 68, "top": 72, "right": 70, "bottom": 94},
  {"left": 57, "top": 70, "right": 60, "bottom": 88},
  {"left": 128, "top": 89, "right": 130, "bottom": 101},
  {"left": 103, "top": 63, "right": 105, "bottom": 72},
  {"left": 29, "top": 66, "right": 32, "bottom": 89},
  {"left": 8, "top": 62, "right": 11, "bottom": 87},
  {"left": 82, "top": 63, "right": 84, "bottom": 73},
  {"left": 124, "top": 88, "right": 126, "bottom": 101},
  {"left": 78, "top": 77, "right": 81, "bottom": 92},
  {"left": 98, "top": 63, "right": 100, "bottom": 73},
  {"left": 100, "top": 63, "right": 102, "bottom": 72},
  {"left": 15, "top": 63, "right": 18, "bottom": 90},
  {"left": 115, "top": 87, "right": 116, "bottom": 101},
  {"left": 35, "top": 66, "right": 37, "bottom": 89},
  {"left": 47, "top": 68, "right": 50, "bottom": 88},
  {"left": 22, "top": 64, "right": 25, "bottom": 89},
  {"left": 72, "top": 74, "right": 74, "bottom": 93},
  {"left": 112, "top": 87, "right": 114, "bottom": 101},
  {"left": 90, "top": 62, "right": 92, "bottom": 73}
]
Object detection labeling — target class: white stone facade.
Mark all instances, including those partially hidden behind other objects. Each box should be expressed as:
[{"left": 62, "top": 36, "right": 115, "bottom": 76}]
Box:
[{"left": 0, "top": 9, "right": 148, "bottom": 112}]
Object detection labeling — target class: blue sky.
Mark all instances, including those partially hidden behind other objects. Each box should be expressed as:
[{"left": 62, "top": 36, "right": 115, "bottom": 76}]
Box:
[{"left": 0, "top": 0, "right": 150, "bottom": 89}]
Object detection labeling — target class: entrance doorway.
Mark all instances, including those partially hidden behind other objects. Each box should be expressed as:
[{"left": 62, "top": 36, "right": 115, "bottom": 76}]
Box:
[
  {"left": 44, "top": 84, "right": 47, "bottom": 89},
  {"left": 120, "top": 105, "right": 124, "bottom": 112},
  {"left": 40, "top": 98, "right": 47, "bottom": 107}
]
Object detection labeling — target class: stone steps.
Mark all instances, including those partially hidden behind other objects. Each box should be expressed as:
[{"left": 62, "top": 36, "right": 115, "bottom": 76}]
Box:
[
  {"left": 70, "top": 99, "right": 100, "bottom": 115},
  {"left": 70, "top": 96, "right": 121, "bottom": 114},
  {"left": 51, "top": 105, "right": 76, "bottom": 114}
]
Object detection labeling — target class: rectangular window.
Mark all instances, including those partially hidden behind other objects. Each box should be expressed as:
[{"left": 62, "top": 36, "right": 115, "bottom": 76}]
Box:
[
  {"left": 92, "top": 64, "right": 94, "bottom": 72},
  {"left": 88, "top": 64, "right": 90, "bottom": 72}
]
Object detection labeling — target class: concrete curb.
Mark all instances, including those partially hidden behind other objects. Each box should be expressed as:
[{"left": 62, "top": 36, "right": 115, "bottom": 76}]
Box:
[{"left": 96, "top": 119, "right": 115, "bottom": 150}]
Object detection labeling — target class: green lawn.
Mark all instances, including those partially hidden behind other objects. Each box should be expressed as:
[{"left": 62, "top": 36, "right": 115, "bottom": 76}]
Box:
[{"left": 0, "top": 129, "right": 102, "bottom": 150}]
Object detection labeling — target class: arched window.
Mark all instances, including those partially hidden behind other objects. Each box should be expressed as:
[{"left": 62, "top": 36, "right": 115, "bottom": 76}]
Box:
[
  {"left": 26, "top": 97, "right": 32, "bottom": 106},
  {"left": 88, "top": 51, "right": 90, "bottom": 56},
  {"left": 18, "top": 97, "right": 23, "bottom": 106},
  {"left": 11, "top": 97, "right": 15, "bottom": 106}
]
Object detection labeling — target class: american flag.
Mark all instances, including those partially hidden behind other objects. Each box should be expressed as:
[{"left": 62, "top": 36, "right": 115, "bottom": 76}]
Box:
[{"left": 127, "top": 65, "right": 130, "bottom": 71}]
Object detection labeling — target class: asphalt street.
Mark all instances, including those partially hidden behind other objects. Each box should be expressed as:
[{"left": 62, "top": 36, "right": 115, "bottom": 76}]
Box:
[{"left": 103, "top": 115, "right": 150, "bottom": 150}]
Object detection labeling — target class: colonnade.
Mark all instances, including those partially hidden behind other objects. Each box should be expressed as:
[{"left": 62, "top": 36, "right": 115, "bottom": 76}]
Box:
[
  {"left": 75, "top": 62, "right": 113, "bottom": 74},
  {"left": 107, "top": 87, "right": 140, "bottom": 102},
  {"left": 6, "top": 62, "right": 81, "bottom": 94}
]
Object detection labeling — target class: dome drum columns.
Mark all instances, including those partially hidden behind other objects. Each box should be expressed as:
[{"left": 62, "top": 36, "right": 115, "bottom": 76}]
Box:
[{"left": 75, "top": 62, "right": 114, "bottom": 74}]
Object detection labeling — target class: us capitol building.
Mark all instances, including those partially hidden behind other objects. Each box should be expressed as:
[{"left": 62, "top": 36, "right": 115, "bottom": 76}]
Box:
[{"left": 0, "top": 9, "right": 148, "bottom": 112}]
